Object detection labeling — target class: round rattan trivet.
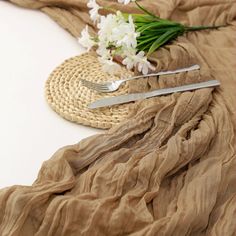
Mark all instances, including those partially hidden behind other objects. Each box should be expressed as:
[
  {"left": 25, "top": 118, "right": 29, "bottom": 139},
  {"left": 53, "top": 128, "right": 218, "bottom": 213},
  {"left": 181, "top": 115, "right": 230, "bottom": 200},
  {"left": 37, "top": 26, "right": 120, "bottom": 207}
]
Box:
[{"left": 45, "top": 52, "right": 134, "bottom": 129}]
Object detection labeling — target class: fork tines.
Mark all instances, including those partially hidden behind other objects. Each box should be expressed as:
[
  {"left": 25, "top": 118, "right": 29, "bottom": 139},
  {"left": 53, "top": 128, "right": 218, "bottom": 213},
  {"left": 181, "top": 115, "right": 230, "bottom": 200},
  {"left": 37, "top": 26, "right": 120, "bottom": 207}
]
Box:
[{"left": 80, "top": 79, "right": 111, "bottom": 92}]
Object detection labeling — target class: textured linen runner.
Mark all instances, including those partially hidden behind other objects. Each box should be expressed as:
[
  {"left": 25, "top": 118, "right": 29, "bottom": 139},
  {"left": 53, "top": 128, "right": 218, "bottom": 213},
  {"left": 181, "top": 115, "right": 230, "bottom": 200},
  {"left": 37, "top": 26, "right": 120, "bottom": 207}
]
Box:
[{"left": 1, "top": 0, "right": 236, "bottom": 235}]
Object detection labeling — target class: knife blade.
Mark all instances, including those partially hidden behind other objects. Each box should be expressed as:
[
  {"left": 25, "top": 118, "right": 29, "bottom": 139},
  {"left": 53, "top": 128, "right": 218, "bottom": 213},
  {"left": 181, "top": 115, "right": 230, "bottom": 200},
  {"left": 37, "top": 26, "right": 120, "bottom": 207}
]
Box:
[{"left": 88, "top": 80, "right": 220, "bottom": 109}]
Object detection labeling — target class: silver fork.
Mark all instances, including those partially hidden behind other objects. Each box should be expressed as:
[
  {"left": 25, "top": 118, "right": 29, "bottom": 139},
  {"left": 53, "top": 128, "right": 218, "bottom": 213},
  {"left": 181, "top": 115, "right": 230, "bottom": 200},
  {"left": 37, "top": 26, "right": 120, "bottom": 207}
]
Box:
[{"left": 80, "top": 64, "right": 200, "bottom": 93}]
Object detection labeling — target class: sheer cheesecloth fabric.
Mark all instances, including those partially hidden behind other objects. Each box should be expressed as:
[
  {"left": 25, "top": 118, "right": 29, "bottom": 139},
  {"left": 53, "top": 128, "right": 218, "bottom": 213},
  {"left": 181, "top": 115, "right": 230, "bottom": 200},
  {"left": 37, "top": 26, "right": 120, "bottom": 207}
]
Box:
[{"left": 0, "top": 0, "right": 236, "bottom": 235}]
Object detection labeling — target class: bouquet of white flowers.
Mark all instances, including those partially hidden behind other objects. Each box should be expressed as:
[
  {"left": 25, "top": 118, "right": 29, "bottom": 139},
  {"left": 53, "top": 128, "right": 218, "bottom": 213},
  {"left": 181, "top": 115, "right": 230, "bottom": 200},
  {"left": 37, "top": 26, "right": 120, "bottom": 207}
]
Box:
[{"left": 78, "top": 0, "right": 223, "bottom": 75}]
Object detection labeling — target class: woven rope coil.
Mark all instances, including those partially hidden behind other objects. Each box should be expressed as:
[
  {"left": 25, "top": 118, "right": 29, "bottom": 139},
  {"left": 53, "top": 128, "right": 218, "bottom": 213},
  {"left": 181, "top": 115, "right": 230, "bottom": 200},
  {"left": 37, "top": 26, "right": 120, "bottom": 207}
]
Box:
[{"left": 45, "top": 52, "right": 133, "bottom": 129}]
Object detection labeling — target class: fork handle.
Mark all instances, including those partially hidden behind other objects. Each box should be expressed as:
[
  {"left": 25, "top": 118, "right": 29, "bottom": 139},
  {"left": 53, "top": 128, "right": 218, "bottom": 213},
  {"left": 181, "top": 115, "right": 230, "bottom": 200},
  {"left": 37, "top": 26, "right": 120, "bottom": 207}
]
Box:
[{"left": 122, "top": 64, "right": 200, "bottom": 82}]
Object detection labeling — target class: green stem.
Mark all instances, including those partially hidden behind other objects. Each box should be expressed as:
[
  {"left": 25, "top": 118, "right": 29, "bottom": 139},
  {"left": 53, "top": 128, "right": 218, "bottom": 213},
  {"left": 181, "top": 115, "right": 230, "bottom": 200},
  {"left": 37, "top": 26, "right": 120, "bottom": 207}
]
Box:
[
  {"left": 185, "top": 25, "right": 225, "bottom": 31},
  {"left": 102, "top": 6, "right": 117, "bottom": 14}
]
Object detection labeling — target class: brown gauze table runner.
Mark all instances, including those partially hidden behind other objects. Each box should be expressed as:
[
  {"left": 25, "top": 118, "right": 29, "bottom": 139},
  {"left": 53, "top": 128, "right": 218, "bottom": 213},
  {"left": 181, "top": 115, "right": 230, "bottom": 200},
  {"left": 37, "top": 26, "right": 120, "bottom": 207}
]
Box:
[{"left": 1, "top": 0, "right": 236, "bottom": 235}]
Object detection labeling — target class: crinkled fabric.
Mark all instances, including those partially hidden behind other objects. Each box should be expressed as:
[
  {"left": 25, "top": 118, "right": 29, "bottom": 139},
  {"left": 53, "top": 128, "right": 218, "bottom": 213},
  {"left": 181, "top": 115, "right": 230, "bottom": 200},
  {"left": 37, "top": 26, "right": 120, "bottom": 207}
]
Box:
[{"left": 1, "top": 0, "right": 236, "bottom": 235}]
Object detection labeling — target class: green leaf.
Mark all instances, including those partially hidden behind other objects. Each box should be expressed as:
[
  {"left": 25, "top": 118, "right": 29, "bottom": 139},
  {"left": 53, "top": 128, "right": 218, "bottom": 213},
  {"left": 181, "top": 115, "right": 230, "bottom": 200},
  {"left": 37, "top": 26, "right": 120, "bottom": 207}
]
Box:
[
  {"left": 148, "top": 29, "right": 179, "bottom": 55},
  {"left": 137, "top": 35, "right": 162, "bottom": 46},
  {"left": 133, "top": 15, "right": 156, "bottom": 23},
  {"left": 137, "top": 22, "right": 178, "bottom": 33},
  {"left": 137, "top": 41, "right": 154, "bottom": 51},
  {"left": 135, "top": 1, "right": 159, "bottom": 19}
]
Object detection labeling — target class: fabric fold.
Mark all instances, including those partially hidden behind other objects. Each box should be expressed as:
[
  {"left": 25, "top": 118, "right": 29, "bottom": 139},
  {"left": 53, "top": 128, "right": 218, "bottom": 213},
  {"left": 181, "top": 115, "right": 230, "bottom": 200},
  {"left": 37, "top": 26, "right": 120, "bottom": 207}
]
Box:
[{"left": 1, "top": 0, "right": 236, "bottom": 235}]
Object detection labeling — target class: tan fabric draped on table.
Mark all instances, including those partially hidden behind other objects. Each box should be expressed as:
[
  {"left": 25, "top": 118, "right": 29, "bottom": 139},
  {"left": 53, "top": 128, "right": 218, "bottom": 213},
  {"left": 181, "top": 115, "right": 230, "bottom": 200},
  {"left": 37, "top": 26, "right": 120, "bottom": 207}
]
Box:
[{"left": 1, "top": 0, "right": 236, "bottom": 235}]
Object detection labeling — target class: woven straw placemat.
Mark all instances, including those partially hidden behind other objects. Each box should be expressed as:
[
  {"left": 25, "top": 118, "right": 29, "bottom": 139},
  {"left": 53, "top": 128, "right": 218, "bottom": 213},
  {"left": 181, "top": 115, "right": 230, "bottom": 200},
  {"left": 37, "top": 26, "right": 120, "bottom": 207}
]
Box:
[{"left": 45, "top": 52, "right": 133, "bottom": 129}]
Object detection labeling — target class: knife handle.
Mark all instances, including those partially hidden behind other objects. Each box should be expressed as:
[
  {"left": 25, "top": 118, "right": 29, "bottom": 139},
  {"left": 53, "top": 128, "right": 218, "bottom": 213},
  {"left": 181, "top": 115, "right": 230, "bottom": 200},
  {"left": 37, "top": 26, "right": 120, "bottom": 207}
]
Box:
[{"left": 146, "top": 80, "right": 220, "bottom": 98}]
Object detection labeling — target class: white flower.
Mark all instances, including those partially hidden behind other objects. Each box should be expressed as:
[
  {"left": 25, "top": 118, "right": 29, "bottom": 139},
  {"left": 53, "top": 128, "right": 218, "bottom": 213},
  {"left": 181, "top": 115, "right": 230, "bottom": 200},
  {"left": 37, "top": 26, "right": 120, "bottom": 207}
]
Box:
[
  {"left": 78, "top": 25, "right": 96, "bottom": 51},
  {"left": 97, "top": 13, "right": 139, "bottom": 51},
  {"left": 135, "top": 51, "right": 155, "bottom": 75},
  {"left": 122, "top": 48, "right": 137, "bottom": 70},
  {"left": 97, "top": 13, "right": 124, "bottom": 47},
  {"left": 111, "top": 15, "right": 139, "bottom": 48},
  {"left": 90, "top": 9, "right": 153, "bottom": 75},
  {"left": 99, "top": 57, "right": 121, "bottom": 75},
  {"left": 87, "top": 0, "right": 101, "bottom": 23},
  {"left": 118, "top": 0, "right": 135, "bottom": 4},
  {"left": 96, "top": 43, "right": 110, "bottom": 58},
  {"left": 122, "top": 50, "right": 155, "bottom": 74}
]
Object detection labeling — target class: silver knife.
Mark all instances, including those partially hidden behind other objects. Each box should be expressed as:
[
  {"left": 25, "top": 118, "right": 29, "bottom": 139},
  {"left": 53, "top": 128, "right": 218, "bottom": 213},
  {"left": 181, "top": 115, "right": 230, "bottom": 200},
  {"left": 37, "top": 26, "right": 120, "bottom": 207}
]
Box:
[{"left": 88, "top": 80, "right": 220, "bottom": 109}]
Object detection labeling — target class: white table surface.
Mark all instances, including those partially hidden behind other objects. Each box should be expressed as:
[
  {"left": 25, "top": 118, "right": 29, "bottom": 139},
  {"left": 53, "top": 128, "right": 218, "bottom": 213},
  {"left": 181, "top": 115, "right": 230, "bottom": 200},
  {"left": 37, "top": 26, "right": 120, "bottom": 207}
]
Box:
[{"left": 0, "top": 2, "right": 101, "bottom": 188}]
